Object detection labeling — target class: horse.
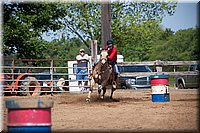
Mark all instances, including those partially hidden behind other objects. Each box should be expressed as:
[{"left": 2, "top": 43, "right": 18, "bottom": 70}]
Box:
[{"left": 87, "top": 50, "right": 117, "bottom": 101}]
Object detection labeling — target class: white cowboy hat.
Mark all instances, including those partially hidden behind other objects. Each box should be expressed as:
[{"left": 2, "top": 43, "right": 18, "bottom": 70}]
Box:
[{"left": 79, "top": 48, "right": 85, "bottom": 52}]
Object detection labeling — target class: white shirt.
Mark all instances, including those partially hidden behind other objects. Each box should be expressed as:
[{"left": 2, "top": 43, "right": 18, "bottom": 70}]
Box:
[
  {"left": 76, "top": 54, "right": 89, "bottom": 61},
  {"left": 76, "top": 54, "right": 90, "bottom": 69}
]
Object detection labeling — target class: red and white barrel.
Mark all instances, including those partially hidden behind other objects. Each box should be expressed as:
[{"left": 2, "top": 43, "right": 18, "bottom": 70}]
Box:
[
  {"left": 150, "top": 74, "right": 170, "bottom": 102},
  {"left": 5, "top": 99, "right": 53, "bottom": 133}
]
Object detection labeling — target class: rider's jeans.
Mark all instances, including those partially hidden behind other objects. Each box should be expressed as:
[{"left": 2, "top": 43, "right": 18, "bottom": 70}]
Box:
[{"left": 114, "top": 64, "right": 119, "bottom": 74}]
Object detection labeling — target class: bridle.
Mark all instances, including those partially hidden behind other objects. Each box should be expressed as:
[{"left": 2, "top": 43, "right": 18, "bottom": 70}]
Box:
[
  {"left": 99, "top": 51, "right": 112, "bottom": 77},
  {"left": 92, "top": 50, "right": 111, "bottom": 83}
]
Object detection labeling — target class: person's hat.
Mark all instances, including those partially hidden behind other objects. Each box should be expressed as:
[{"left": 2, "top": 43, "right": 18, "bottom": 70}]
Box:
[
  {"left": 106, "top": 40, "right": 113, "bottom": 46},
  {"left": 79, "top": 48, "right": 85, "bottom": 52}
]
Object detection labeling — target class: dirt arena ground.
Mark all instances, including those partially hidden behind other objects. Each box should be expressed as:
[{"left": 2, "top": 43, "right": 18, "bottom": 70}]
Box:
[{"left": 2, "top": 88, "right": 199, "bottom": 132}]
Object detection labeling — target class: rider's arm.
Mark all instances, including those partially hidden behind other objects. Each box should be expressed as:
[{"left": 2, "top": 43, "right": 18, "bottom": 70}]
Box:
[{"left": 108, "top": 48, "right": 117, "bottom": 61}]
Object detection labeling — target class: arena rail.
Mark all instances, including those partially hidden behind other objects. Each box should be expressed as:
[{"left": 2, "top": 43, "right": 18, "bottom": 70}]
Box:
[
  {"left": 1, "top": 58, "right": 93, "bottom": 96},
  {"left": 1, "top": 58, "right": 198, "bottom": 96}
]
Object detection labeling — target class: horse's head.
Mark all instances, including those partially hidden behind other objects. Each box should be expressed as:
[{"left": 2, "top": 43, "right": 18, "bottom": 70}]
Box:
[
  {"left": 92, "top": 49, "right": 108, "bottom": 80},
  {"left": 100, "top": 50, "right": 108, "bottom": 64}
]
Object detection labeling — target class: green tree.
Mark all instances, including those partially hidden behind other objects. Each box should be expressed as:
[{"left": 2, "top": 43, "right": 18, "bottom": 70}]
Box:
[
  {"left": 148, "top": 28, "right": 174, "bottom": 60},
  {"left": 62, "top": 3, "right": 101, "bottom": 48},
  {"left": 3, "top": 2, "right": 66, "bottom": 58},
  {"left": 42, "top": 36, "right": 86, "bottom": 61},
  {"left": 111, "top": 1, "right": 176, "bottom": 61},
  {"left": 62, "top": 1, "right": 177, "bottom": 43},
  {"left": 113, "top": 20, "right": 164, "bottom": 61},
  {"left": 61, "top": 2, "right": 176, "bottom": 61},
  {"left": 3, "top": 1, "right": 177, "bottom": 60},
  {"left": 149, "top": 28, "right": 198, "bottom": 61}
]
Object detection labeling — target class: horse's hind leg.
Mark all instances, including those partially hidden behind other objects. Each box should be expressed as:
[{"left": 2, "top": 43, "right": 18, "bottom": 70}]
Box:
[
  {"left": 110, "top": 87, "right": 116, "bottom": 99},
  {"left": 110, "top": 88, "right": 113, "bottom": 99}
]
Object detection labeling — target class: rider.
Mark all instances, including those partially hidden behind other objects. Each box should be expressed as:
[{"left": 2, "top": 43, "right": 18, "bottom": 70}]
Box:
[{"left": 106, "top": 40, "right": 119, "bottom": 81}]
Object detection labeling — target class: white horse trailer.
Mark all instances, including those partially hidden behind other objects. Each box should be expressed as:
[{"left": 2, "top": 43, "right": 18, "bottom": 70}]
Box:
[{"left": 68, "top": 55, "right": 124, "bottom": 93}]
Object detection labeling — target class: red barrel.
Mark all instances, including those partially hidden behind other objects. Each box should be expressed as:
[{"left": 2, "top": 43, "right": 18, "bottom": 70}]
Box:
[
  {"left": 6, "top": 99, "right": 53, "bottom": 133},
  {"left": 150, "top": 74, "right": 170, "bottom": 102},
  {"left": 151, "top": 78, "right": 168, "bottom": 86}
]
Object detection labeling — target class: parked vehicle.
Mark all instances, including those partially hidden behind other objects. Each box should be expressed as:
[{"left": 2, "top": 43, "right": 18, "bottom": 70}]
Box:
[
  {"left": 175, "top": 64, "right": 199, "bottom": 89},
  {"left": 117, "top": 65, "right": 153, "bottom": 89}
]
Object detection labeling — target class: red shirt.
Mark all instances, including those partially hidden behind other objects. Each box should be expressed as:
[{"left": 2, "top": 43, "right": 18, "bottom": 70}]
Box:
[{"left": 106, "top": 46, "right": 117, "bottom": 62}]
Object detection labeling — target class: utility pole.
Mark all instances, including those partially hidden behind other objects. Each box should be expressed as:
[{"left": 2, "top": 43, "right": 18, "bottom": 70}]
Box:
[
  {"left": 101, "top": 0, "right": 112, "bottom": 49},
  {"left": 91, "top": 40, "right": 98, "bottom": 63}
]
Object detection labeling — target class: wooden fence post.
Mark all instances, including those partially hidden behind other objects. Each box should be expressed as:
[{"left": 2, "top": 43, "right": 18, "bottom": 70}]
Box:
[
  {"left": 91, "top": 40, "right": 98, "bottom": 63},
  {"left": 11, "top": 59, "right": 14, "bottom": 92},
  {"left": 50, "top": 60, "right": 54, "bottom": 93},
  {"left": 154, "top": 60, "right": 163, "bottom": 72},
  {"left": 101, "top": 0, "right": 112, "bottom": 49}
]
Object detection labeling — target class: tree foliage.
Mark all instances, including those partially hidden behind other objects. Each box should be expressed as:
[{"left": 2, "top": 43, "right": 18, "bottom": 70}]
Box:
[
  {"left": 3, "top": 2, "right": 66, "bottom": 58},
  {"left": 62, "top": 3, "right": 101, "bottom": 48},
  {"left": 64, "top": 1, "right": 176, "bottom": 51},
  {"left": 110, "top": 1, "right": 176, "bottom": 61},
  {"left": 42, "top": 36, "right": 86, "bottom": 60},
  {"left": 149, "top": 28, "right": 198, "bottom": 61},
  {"left": 4, "top": 2, "right": 198, "bottom": 62}
]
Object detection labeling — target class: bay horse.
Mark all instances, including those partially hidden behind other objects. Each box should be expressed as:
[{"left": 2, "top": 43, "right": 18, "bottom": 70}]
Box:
[{"left": 87, "top": 50, "right": 117, "bottom": 101}]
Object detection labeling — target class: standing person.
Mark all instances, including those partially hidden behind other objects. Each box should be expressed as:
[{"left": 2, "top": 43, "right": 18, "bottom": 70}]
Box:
[
  {"left": 76, "top": 48, "right": 90, "bottom": 92},
  {"left": 106, "top": 40, "right": 120, "bottom": 81}
]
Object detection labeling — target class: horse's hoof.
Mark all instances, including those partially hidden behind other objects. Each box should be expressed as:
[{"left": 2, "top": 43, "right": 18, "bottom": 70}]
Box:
[
  {"left": 100, "top": 96, "right": 104, "bottom": 100},
  {"left": 86, "top": 98, "right": 90, "bottom": 102},
  {"left": 98, "top": 85, "right": 102, "bottom": 90}
]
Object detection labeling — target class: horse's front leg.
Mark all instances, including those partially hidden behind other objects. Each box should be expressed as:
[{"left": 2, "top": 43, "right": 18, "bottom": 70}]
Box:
[
  {"left": 97, "top": 83, "right": 106, "bottom": 100},
  {"left": 97, "top": 79, "right": 107, "bottom": 99},
  {"left": 98, "top": 88, "right": 101, "bottom": 98},
  {"left": 100, "top": 87, "right": 106, "bottom": 100},
  {"left": 99, "top": 79, "right": 107, "bottom": 90},
  {"left": 86, "top": 90, "right": 92, "bottom": 102},
  {"left": 97, "top": 82, "right": 104, "bottom": 99},
  {"left": 86, "top": 76, "right": 95, "bottom": 102}
]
